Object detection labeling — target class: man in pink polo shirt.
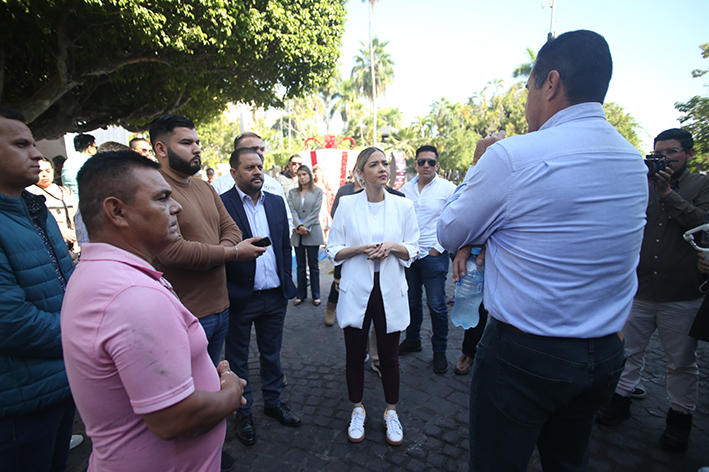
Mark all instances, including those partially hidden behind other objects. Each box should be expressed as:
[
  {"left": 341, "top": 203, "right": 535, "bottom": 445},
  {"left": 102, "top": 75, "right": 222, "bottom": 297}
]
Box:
[{"left": 61, "top": 150, "right": 246, "bottom": 472}]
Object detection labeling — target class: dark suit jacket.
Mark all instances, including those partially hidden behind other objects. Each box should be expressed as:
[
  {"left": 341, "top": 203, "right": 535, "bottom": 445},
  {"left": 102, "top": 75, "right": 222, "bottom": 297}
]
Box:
[{"left": 221, "top": 188, "right": 297, "bottom": 313}]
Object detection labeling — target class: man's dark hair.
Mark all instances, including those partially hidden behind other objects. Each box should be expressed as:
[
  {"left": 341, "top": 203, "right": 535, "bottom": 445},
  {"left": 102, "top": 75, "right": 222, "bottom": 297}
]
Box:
[
  {"left": 129, "top": 137, "right": 149, "bottom": 148},
  {"left": 74, "top": 134, "right": 96, "bottom": 153},
  {"left": 415, "top": 145, "right": 438, "bottom": 159},
  {"left": 230, "top": 147, "right": 260, "bottom": 169},
  {"left": 654, "top": 128, "right": 694, "bottom": 151},
  {"left": 149, "top": 114, "right": 195, "bottom": 144},
  {"left": 0, "top": 107, "right": 26, "bottom": 123},
  {"left": 234, "top": 132, "right": 262, "bottom": 150},
  {"left": 532, "top": 30, "right": 612, "bottom": 105},
  {"left": 77, "top": 150, "right": 160, "bottom": 236},
  {"left": 288, "top": 154, "right": 302, "bottom": 163},
  {"left": 97, "top": 141, "right": 131, "bottom": 153}
]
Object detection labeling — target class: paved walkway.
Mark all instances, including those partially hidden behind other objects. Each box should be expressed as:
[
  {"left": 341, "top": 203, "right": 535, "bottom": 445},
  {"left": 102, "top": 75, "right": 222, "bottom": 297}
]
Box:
[{"left": 68, "top": 257, "right": 709, "bottom": 471}]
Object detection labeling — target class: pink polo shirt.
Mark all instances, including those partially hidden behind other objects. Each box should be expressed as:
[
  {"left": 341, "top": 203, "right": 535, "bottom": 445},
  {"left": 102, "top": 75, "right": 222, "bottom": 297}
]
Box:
[{"left": 61, "top": 243, "right": 225, "bottom": 472}]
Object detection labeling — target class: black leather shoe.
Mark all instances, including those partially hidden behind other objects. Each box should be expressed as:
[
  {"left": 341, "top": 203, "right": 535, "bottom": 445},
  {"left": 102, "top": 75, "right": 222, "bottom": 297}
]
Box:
[
  {"left": 433, "top": 352, "right": 448, "bottom": 374},
  {"left": 264, "top": 402, "right": 301, "bottom": 427},
  {"left": 398, "top": 339, "right": 422, "bottom": 355},
  {"left": 221, "top": 451, "right": 235, "bottom": 471},
  {"left": 235, "top": 415, "right": 256, "bottom": 445}
]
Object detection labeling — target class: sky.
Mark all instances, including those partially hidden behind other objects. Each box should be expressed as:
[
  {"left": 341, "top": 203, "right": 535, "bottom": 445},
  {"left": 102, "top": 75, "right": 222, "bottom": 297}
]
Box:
[{"left": 337, "top": 0, "right": 709, "bottom": 151}]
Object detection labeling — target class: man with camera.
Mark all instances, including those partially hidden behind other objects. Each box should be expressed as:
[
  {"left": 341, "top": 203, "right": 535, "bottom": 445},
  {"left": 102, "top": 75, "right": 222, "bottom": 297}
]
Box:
[{"left": 597, "top": 128, "right": 709, "bottom": 452}]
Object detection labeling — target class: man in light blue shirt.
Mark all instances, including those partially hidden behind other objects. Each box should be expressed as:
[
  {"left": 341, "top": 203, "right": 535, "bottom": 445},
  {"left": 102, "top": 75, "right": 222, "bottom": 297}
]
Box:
[
  {"left": 221, "top": 147, "right": 299, "bottom": 447},
  {"left": 438, "top": 30, "right": 648, "bottom": 471},
  {"left": 61, "top": 134, "right": 95, "bottom": 194},
  {"left": 398, "top": 145, "right": 456, "bottom": 374}
]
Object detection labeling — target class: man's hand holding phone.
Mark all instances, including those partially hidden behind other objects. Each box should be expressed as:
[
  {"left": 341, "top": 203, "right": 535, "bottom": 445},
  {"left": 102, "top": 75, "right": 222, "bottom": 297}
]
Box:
[{"left": 236, "top": 237, "right": 269, "bottom": 261}]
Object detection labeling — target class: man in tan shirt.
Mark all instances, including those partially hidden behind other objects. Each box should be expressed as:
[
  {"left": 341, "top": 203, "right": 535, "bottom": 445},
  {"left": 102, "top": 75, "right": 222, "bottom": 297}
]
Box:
[
  {"left": 151, "top": 114, "right": 266, "bottom": 365},
  {"left": 150, "top": 115, "right": 267, "bottom": 470}
]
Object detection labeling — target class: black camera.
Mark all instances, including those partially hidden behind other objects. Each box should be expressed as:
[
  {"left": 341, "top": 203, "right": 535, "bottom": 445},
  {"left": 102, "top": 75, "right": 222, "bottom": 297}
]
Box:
[{"left": 644, "top": 151, "right": 677, "bottom": 179}]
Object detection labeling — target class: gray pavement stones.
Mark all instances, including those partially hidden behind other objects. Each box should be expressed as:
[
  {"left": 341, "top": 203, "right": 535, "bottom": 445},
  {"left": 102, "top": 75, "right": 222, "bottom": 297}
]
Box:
[{"left": 67, "top": 256, "right": 709, "bottom": 471}]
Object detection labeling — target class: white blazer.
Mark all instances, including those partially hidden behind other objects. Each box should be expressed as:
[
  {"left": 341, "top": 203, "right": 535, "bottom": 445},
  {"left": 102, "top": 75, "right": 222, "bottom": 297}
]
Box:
[{"left": 326, "top": 191, "right": 420, "bottom": 333}]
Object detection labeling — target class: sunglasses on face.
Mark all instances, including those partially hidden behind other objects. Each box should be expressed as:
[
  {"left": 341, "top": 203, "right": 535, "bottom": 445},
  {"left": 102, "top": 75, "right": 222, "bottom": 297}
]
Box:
[{"left": 417, "top": 158, "right": 437, "bottom": 167}]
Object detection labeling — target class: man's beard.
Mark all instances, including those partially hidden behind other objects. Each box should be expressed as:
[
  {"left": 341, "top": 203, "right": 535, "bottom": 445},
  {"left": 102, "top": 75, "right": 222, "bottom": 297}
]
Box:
[{"left": 167, "top": 146, "right": 200, "bottom": 176}]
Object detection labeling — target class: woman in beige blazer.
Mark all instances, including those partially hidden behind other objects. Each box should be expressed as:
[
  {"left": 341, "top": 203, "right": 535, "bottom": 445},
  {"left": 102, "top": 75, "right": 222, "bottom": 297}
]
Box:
[{"left": 287, "top": 165, "right": 325, "bottom": 306}]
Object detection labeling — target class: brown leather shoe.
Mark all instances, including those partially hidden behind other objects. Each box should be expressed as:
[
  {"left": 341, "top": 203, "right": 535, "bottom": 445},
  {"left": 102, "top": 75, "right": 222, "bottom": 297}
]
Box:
[
  {"left": 293, "top": 299, "right": 302, "bottom": 306},
  {"left": 325, "top": 302, "right": 336, "bottom": 326},
  {"left": 454, "top": 355, "right": 474, "bottom": 375}
]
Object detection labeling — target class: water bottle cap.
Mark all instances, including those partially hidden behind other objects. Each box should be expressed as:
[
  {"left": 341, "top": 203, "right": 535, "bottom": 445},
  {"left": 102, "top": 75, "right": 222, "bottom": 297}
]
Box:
[{"left": 470, "top": 247, "right": 482, "bottom": 256}]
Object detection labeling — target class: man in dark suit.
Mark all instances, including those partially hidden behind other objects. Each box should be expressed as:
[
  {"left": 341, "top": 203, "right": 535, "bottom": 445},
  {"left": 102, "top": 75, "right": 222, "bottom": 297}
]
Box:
[{"left": 221, "top": 147, "right": 299, "bottom": 446}]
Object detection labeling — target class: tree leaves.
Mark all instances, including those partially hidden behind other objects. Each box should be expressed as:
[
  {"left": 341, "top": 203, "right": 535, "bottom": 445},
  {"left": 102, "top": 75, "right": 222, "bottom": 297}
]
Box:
[{"left": 0, "top": 0, "right": 346, "bottom": 139}]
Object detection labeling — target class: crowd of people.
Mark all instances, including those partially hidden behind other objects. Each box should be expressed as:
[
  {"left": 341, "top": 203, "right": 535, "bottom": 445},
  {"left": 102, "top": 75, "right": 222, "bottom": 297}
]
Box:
[{"left": 1, "top": 28, "right": 708, "bottom": 472}]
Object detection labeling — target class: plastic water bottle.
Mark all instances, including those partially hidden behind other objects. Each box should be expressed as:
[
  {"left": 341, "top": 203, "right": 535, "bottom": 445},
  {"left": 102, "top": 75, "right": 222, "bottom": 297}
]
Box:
[{"left": 450, "top": 247, "right": 484, "bottom": 329}]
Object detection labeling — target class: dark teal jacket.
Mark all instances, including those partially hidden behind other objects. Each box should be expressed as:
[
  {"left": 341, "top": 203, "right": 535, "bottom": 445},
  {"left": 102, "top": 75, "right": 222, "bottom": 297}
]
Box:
[{"left": 0, "top": 190, "right": 74, "bottom": 418}]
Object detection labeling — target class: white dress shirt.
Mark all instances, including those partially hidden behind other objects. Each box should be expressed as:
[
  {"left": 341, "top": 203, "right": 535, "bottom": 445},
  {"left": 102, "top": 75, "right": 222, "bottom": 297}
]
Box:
[{"left": 401, "top": 174, "right": 456, "bottom": 259}]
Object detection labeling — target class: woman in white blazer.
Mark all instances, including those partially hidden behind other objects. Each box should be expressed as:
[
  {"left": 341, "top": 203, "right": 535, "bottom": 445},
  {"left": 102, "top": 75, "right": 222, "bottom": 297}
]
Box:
[
  {"left": 326, "top": 147, "right": 419, "bottom": 446},
  {"left": 287, "top": 165, "right": 325, "bottom": 306}
]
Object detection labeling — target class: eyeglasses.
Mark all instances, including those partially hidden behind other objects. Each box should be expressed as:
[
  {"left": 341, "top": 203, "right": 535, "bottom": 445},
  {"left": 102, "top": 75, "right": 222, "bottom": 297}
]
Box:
[
  {"left": 657, "top": 148, "right": 684, "bottom": 157},
  {"left": 417, "top": 158, "right": 437, "bottom": 167}
]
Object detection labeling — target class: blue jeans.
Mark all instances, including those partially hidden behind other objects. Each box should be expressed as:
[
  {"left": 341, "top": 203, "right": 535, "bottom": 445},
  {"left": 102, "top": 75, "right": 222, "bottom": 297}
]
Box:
[
  {"left": 199, "top": 308, "right": 230, "bottom": 366},
  {"left": 0, "top": 397, "right": 75, "bottom": 472},
  {"left": 469, "top": 319, "right": 625, "bottom": 472},
  {"left": 295, "top": 244, "right": 320, "bottom": 300},
  {"left": 404, "top": 253, "right": 449, "bottom": 352},
  {"left": 225, "top": 289, "right": 287, "bottom": 415}
]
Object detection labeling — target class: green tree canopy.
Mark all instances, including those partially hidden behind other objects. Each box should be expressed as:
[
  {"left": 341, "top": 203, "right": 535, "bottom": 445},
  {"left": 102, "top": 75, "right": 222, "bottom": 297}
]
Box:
[
  {"left": 676, "top": 43, "right": 709, "bottom": 159},
  {"left": 603, "top": 102, "right": 643, "bottom": 151},
  {"left": 0, "top": 0, "right": 346, "bottom": 139}
]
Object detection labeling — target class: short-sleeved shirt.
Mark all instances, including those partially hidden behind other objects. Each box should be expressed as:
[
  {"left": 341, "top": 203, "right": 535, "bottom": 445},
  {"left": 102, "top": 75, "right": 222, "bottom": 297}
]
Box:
[{"left": 61, "top": 243, "right": 224, "bottom": 472}]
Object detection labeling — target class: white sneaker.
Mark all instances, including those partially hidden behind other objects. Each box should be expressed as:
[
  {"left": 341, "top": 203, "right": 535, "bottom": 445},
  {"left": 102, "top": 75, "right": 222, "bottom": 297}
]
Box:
[
  {"left": 383, "top": 410, "right": 403, "bottom": 445},
  {"left": 348, "top": 407, "right": 366, "bottom": 442}
]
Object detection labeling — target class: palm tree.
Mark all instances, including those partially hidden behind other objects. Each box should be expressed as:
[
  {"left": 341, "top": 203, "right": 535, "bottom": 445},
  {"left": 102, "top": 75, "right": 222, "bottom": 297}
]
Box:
[
  {"left": 351, "top": 38, "right": 395, "bottom": 103},
  {"left": 351, "top": 37, "right": 395, "bottom": 144},
  {"left": 330, "top": 76, "right": 360, "bottom": 130},
  {"left": 363, "top": 0, "right": 379, "bottom": 145},
  {"left": 512, "top": 47, "right": 537, "bottom": 79}
]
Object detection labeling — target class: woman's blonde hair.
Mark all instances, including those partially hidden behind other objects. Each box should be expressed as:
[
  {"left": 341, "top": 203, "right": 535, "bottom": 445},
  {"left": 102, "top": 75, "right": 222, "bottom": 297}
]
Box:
[{"left": 355, "top": 147, "right": 385, "bottom": 174}]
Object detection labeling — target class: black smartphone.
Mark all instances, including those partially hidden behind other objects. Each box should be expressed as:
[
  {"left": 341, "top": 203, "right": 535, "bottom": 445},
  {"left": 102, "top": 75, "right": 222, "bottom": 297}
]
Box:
[{"left": 253, "top": 237, "right": 272, "bottom": 247}]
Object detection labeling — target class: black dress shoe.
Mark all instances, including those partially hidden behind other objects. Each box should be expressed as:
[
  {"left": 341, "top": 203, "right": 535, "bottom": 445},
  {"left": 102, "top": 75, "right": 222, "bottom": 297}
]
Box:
[
  {"left": 221, "top": 451, "right": 235, "bottom": 471},
  {"left": 235, "top": 415, "right": 256, "bottom": 445},
  {"left": 398, "top": 339, "right": 422, "bottom": 355},
  {"left": 264, "top": 402, "right": 301, "bottom": 427}
]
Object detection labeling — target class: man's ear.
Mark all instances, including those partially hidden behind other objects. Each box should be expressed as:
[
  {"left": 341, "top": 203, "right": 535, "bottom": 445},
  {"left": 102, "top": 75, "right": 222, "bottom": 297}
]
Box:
[
  {"left": 153, "top": 140, "right": 168, "bottom": 160},
  {"left": 687, "top": 148, "right": 696, "bottom": 161},
  {"left": 545, "top": 70, "right": 563, "bottom": 102},
  {"left": 102, "top": 197, "right": 129, "bottom": 228},
  {"left": 230, "top": 167, "right": 238, "bottom": 181}
]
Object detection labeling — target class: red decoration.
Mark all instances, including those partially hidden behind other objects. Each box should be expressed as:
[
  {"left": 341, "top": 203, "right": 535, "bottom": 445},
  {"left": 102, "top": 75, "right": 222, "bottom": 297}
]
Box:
[{"left": 304, "top": 135, "right": 356, "bottom": 150}]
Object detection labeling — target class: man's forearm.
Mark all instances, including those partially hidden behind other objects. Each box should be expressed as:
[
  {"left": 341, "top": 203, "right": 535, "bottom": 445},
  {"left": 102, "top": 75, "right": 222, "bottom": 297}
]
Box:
[{"left": 142, "top": 387, "right": 240, "bottom": 441}]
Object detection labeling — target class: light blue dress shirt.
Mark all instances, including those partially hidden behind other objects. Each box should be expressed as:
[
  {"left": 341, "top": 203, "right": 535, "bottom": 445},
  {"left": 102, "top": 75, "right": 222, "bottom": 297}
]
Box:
[
  {"left": 438, "top": 103, "right": 649, "bottom": 338},
  {"left": 233, "top": 186, "right": 280, "bottom": 291}
]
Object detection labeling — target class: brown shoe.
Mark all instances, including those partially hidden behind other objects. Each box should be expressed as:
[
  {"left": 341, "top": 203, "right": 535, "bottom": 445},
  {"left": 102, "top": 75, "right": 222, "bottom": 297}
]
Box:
[
  {"left": 454, "top": 355, "right": 474, "bottom": 375},
  {"left": 325, "top": 302, "right": 336, "bottom": 326},
  {"left": 293, "top": 299, "right": 302, "bottom": 306},
  {"left": 313, "top": 299, "right": 321, "bottom": 306}
]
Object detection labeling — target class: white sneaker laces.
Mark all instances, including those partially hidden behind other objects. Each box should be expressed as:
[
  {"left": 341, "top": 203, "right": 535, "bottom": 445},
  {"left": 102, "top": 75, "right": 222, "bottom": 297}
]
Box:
[
  {"left": 384, "top": 410, "right": 403, "bottom": 442},
  {"left": 349, "top": 407, "right": 366, "bottom": 440}
]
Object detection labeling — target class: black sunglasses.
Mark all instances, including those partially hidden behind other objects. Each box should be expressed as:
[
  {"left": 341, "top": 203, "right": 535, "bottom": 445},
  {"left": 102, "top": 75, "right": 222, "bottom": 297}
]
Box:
[{"left": 417, "top": 158, "right": 437, "bottom": 167}]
